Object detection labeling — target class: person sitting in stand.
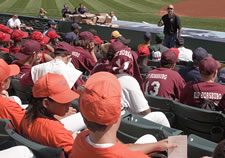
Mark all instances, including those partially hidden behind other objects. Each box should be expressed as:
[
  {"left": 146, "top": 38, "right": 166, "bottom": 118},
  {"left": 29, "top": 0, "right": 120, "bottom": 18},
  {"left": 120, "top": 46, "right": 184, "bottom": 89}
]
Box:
[
  {"left": 138, "top": 32, "right": 151, "bottom": 49},
  {"left": 137, "top": 45, "right": 152, "bottom": 74},
  {"left": 73, "top": 7, "right": 80, "bottom": 14},
  {"left": 70, "top": 72, "right": 177, "bottom": 157},
  {"left": 9, "top": 29, "right": 28, "bottom": 54}
]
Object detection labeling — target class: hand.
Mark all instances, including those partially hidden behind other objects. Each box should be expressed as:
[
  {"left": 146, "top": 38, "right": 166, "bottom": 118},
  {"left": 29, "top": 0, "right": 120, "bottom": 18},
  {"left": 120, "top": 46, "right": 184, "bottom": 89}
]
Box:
[
  {"left": 1, "top": 90, "right": 9, "bottom": 98},
  {"left": 155, "top": 139, "right": 177, "bottom": 151},
  {"left": 54, "top": 107, "right": 77, "bottom": 120},
  {"left": 88, "top": 42, "right": 95, "bottom": 52}
]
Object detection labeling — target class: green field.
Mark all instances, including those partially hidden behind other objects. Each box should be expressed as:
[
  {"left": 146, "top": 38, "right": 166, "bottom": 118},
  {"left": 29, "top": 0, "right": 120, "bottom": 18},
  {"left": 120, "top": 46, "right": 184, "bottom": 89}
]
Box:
[{"left": 0, "top": 0, "right": 224, "bottom": 32}]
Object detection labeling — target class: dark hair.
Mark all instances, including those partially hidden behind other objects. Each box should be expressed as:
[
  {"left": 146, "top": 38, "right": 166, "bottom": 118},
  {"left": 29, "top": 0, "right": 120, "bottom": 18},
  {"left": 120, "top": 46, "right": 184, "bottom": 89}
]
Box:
[
  {"left": 213, "top": 139, "right": 225, "bottom": 158},
  {"left": 83, "top": 117, "right": 107, "bottom": 132},
  {"left": 74, "top": 40, "right": 89, "bottom": 48},
  {"left": 137, "top": 55, "right": 149, "bottom": 65},
  {"left": 160, "top": 62, "right": 174, "bottom": 68},
  {"left": 54, "top": 50, "right": 69, "bottom": 57},
  {"left": 24, "top": 97, "right": 56, "bottom": 128}
]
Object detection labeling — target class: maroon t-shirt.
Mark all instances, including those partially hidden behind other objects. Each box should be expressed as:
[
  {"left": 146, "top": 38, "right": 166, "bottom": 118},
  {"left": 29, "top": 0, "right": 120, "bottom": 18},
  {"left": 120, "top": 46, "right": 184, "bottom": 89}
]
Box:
[
  {"left": 144, "top": 67, "right": 185, "bottom": 99},
  {"left": 180, "top": 81, "right": 225, "bottom": 113},
  {"left": 71, "top": 46, "right": 96, "bottom": 73},
  {"left": 13, "top": 61, "right": 32, "bottom": 80}
]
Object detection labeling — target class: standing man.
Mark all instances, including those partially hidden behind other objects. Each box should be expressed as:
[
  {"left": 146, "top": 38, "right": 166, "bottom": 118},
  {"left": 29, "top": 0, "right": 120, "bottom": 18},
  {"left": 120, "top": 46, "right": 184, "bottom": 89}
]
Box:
[{"left": 158, "top": 4, "right": 182, "bottom": 48}]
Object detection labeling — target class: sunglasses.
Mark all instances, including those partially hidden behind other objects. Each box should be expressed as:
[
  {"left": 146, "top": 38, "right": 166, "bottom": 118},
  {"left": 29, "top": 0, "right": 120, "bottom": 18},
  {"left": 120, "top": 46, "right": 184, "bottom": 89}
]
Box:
[{"left": 168, "top": 8, "right": 174, "bottom": 10}]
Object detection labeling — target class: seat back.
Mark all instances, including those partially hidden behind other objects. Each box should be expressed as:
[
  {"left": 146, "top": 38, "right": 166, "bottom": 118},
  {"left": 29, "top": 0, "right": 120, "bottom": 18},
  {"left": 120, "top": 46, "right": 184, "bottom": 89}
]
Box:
[
  {"left": 117, "top": 113, "right": 183, "bottom": 144},
  {"left": 188, "top": 134, "right": 217, "bottom": 158},
  {"left": 0, "top": 119, "right": 16, "bottom": 150},
  {"left": 145, "top": 94, "right": 173, "bottom": 112},
  {"left": 10, "top": 78, "right": 33, "bottom": 104},
  {"left": 5, "top": 121, "right": 65, "bottom": 158},
  {"left": 172, "top": 101, "right": 224, "bottom": 142}
]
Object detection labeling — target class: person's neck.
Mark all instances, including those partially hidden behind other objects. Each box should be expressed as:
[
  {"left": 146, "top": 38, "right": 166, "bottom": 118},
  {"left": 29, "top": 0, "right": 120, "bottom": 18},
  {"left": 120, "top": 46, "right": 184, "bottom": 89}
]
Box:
[
  {"left": 18, "top": 58, "right": 33, "bottom": 66},
  {"left": 89, "top": 128, "right": 117, "bottom": 145},
  {"left": 55, "top": 56, "right": 67, "bottom": 64}
]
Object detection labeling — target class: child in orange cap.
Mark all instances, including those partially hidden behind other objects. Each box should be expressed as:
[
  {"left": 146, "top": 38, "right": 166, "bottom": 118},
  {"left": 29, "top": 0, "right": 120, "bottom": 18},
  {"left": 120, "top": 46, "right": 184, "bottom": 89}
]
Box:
[
  {"left": 20, "top": 73, "right": 80, "bottom": 157},
  {"left": 0, "top": 59, "right": 25, "bottom": 132},
  {"left": 70, "top": 72, "right": 177, "bottom": 158}
]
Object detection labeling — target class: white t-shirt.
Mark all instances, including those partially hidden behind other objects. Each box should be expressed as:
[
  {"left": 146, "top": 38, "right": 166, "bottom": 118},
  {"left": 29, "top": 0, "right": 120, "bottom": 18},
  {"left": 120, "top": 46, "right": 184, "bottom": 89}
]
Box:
[
  {"left": 7, "top": 18, "right": 21, "bottom": 28},
  {"left": 116, "top": 74, "right": 149, "bottom": 115},
  {"left": 31, "top": 59, "right": 82, "bottom": 88},
  {"left": 178, "top": 46, "right": 193, "bottom": 62}
]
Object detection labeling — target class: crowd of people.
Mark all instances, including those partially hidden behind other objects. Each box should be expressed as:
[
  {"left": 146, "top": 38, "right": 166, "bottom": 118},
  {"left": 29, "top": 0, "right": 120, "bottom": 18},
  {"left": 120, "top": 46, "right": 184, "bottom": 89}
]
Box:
[{"left": 0, "top": 3, "right": 224, "bottom": 158}]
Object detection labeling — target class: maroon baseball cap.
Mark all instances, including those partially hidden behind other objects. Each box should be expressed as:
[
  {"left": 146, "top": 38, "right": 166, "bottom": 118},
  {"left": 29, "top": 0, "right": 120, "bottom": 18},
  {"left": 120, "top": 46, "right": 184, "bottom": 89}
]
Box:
[
  {"left": 54, "top": 41, "right": 72, "bottom": 55},
  {"left": 79, "top": 31, "right": 98, "bottom": 44},
  {"left": 11, "top": 30, "right": 28, "bottom": 41},
  {"left": 30, "top": 31, "right": 50, "bottom": 45},
  {"left": 199, "top": 57, "right": 221, "bottom": 75},
  {"left": 13, "top": 40, "right": 41, "bottom": 60},
  {"left": 108, "top": 41, "right": 126, "bottom": 54},
  {"left": 0, "top": 31, "right": 10, "bottom": 42},
  {"left": 161, "top": 49, "right": 178, "bottom": 65},
  {"left": 0, "top": 24, "right": 13, "bottom": 34}
]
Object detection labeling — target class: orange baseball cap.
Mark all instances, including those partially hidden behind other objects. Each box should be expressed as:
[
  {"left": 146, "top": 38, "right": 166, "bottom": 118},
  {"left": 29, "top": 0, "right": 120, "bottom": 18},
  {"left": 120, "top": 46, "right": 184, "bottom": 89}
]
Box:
[
  {"left": 0, "top": 59, "right": 20, "bottom": 83},
  {"left": 79, "top": 72, "right": 122, "bottom": 126},
  {"left": 32, "top": 73, "right": 79, "bottom": 103},
  {"left": 30, "top": 31, "right": 50, "bottom": 45}
]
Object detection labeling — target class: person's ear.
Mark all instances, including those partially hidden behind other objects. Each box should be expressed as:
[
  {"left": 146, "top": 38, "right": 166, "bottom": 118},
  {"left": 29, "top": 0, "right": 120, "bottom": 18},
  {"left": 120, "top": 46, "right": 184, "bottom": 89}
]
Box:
[{"left": 42, "top": 98, "right": 49, "bottom": 109}]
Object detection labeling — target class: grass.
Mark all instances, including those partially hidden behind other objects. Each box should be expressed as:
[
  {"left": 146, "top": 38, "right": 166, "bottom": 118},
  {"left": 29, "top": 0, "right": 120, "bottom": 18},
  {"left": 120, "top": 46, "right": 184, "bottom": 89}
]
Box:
[{"left": 0, "top": 0, "right": 224, "bottom": 32}]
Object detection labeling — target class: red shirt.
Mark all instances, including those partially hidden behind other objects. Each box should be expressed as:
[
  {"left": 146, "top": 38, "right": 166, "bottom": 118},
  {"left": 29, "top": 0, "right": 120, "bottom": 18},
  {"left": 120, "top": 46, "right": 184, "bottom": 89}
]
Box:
[
  {"left": 20, "top": 116, "right": 74, "bottom": 155},
  {"left": 71, "top": 46, "right": 96, "bottom": 73},
  {"left": 180, "top": 81, "right": 225, "bottom": 113},
  {"left": 144, "top": 67, "right": 185, "bottom": 99},
  {"left": 70, "top": 130, "right": 148, "bottom": 158},
  {"left": 0, "top": 48, "right": 9, "bottom": 53},
  {"left": 0, "top": 95, "right": 25, "bottom": 132}
]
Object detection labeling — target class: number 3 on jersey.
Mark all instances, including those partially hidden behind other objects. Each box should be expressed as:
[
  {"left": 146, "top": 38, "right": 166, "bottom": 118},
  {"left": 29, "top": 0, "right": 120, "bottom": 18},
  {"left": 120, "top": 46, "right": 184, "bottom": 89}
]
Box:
[{"left": 145, "top": 81, "right": 160, "bottom": 96}]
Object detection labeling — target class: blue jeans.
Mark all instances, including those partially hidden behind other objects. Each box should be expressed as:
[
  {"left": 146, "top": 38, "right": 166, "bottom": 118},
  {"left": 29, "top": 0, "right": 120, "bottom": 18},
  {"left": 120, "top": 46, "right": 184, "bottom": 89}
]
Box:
[{"left": 164, "top": 33, "right": 177, "bottom": 48}]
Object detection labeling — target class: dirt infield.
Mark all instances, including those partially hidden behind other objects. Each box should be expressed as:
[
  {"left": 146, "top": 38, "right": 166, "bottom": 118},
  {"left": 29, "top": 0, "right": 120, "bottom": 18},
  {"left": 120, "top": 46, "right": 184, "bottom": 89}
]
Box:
[{"left": 159, "top": 0, "right": 225, "bottom": 19}]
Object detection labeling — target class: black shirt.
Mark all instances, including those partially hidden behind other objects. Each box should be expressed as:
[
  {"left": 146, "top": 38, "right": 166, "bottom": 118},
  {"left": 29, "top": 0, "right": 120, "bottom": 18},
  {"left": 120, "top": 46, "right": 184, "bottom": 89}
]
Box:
[{"left": 162, "top": 14, "right": 181, "bottom": 35}]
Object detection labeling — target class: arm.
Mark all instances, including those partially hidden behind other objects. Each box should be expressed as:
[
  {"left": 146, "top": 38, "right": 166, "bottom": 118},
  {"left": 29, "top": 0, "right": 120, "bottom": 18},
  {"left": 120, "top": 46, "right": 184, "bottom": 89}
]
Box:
[
  {"left": 178, "top": 28, "right": 182, "bottom": 37},
  {"left": 139, "top": 108, "right": 151, "bottom": 115},
  {"left": 126, "top": 139, "right": 177, "bottom": 154},
  {"left": 158, "top": 18, "right": 164, "bottom": 27},
  {"left": 88, "top": 42, "right": 97, "bottom": 63}
]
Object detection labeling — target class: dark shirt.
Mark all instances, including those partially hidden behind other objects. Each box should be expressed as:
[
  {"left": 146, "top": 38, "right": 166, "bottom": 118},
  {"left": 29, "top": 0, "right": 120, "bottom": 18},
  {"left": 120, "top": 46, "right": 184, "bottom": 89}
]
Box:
[
  {"left": 139, "top": 65, "right": 152, "bottom": 74},
  {"left": 63, "top": 11, "right": 72, "bottom": 18},
  {"left": 161, "top": 14, "right": 181, "bottom": 35},
  {"left": 178, "top": 66, "right": 200, "bottom": 83}
]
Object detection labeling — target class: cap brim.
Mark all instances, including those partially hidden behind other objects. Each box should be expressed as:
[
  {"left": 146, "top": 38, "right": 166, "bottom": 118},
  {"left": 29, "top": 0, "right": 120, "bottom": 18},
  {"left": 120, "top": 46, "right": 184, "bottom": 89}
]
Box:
[
  {"left": 13, "top": 52, "right": 30, "bottom": 60},
  {"left": 22, "top": 32, "right": 29, "bottom": 38},
  {"left": 56, "top": 34, "right": 61, "bottom": 38},
  {"left": 50, "top": 89, "right": 79, "bottom": 104},
  {"left": 9, "top": 64, "right": 20, "bottom": 76}
]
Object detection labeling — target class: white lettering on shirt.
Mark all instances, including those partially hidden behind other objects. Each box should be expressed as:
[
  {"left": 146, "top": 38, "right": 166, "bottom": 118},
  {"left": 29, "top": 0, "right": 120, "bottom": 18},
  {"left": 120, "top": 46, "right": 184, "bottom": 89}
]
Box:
[
  {"left": 114, "top": 50, "right": 133, "bottom": 59},
  {"left": 147, "top": 73, "right": 168, "bottom": 80},
  {"left": 194, "top": 92, "right": 222, "bottom": 100},
  {"left": 72, "top": 51, "right": 80, "bottom": 58}
]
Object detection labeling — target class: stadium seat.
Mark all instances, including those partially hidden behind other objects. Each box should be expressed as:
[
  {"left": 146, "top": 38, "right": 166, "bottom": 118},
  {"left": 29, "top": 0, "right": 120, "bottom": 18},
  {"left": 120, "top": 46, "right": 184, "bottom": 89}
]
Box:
[
  {"left": 4, "top": 120, "right": 65, "bottom": 158},
  {"left": 145, "top": 94, "right": 175, "bottom": 125},
  {"left": 117, "top": 112, "right": 183, "bottom": 144},
  {"left": 0, "top": 119, "right": 16, "bottom": 150},
  {"left": 172, "top": 101, "right": 224, "bottom": 142},
  {"left": 10, "top": 78, "right": 33, "bottom": 104},
  {"left": 188, "top": 134, "right": 217, "bottom": 158}
]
